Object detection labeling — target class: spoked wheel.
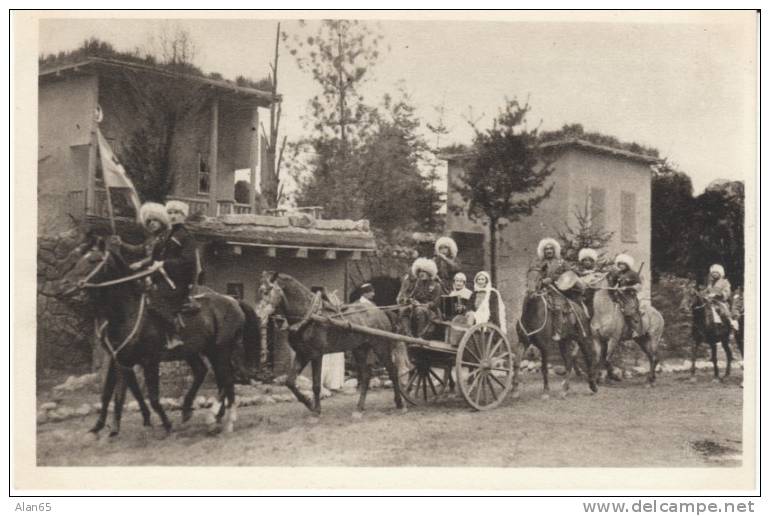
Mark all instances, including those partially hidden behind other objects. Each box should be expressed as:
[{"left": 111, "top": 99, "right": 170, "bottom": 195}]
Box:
[
  {"left": 398, "top": 349, "right": 452, "bottom": 406},
  {"left": 455, "top": 323, "right": 514, "bottom": 411}
]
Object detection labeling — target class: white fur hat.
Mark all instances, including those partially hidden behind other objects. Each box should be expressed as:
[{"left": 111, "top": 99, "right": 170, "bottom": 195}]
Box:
[
  {"left": 139, "top": 202, "right": 169, "bottom": 228},
  {"left": 710, "top": 264, "right": 725, "bottom": 278},
  {"left": 165, "top": 200, "right": 189, "bottom": 218},
  {"left": 435, "top": 236, "right": 458, "bottom": 258},
  {"left": 578, "top": 248, "right": 598, "bottom": 262},
  {"left": 615, "top": 253, "right": 635, "bottom": 269},
  {"left": 411, "top": 257, "right": 438, "bottom": 278},
  {"left": 537, "top": 238, "right": 561, "bottom": 259}
]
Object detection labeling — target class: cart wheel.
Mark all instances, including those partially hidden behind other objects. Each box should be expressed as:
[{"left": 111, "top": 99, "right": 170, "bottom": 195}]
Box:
[
  {"left": 455, "top": 323, "right": 514, "bottom": 411},
  {"left": 398, "top": 349, "right": 451, "bottom": 406}
]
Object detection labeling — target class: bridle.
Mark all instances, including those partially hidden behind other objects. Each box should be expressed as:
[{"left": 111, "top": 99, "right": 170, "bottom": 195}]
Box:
[{"left": 517, "top": 292, "right": 549, "bottom": 337}]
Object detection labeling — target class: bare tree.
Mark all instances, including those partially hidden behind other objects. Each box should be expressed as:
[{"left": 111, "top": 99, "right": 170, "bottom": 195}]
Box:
[{"left": 261, "top": 22, "right": 285, "bottom": 209}]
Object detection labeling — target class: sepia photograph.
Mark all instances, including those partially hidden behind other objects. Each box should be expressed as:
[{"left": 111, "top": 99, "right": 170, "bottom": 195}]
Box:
[{"left": 12, "top": 10, "right": 758, "bottom": 491}]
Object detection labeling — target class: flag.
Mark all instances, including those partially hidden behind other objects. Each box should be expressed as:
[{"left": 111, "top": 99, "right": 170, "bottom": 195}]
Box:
[{"left": 97, "top": 128, "right": 141, "bottom": 220}]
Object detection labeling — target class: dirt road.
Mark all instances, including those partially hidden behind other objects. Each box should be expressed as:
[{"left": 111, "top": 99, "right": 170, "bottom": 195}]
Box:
[{"left": 37, "top": 371, "right": 743, "bottom": 468}]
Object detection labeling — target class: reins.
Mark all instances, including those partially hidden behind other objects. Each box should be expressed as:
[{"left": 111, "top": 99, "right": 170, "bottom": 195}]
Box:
[
  {"left": 95, "top": 294, "right": 147, "bottom": 370},
  {"left": 517, "top": 292, "right": 549, "bottom": 337}
]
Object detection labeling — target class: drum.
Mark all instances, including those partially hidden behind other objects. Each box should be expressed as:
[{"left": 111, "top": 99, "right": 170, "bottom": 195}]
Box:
[{"left": 555, "top": 270, "right": 579, "bottom": 291}]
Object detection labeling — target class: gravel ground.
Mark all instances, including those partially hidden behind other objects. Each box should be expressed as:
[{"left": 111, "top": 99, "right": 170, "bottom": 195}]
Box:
[{"left": 36, "top": 369, "right": 743, "bottom": 468}]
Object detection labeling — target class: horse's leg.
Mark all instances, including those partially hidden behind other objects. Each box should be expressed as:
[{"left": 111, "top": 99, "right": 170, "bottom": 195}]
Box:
[
  {"left": 538, "top": 340, "right": 550, "bottom": 400},
  {"left": 635, "top": 335, "right": 656, "bottom": 387},
  {"left": 90, "top": 360, "right": 117, "bottom": 435},
  {"left": 310, "top": 355, "right": 323, "bottom": 415},
  {"left": 109, "top": 369, "right": 128, "bottom": 437},
  {"left": 722, "top": 337, "right": 733, "bottom": 379},
  {"left": 124, "top": 368, "right": 152, "bottom": 427},
  {"left": 689, "top": 338, "right": 700, "bottom": 383},
  {"left": 709, "top": 340, "right": 721, "bottom": 383},
  {"left": 558, "top": 340, "right": 573, "bottom": 398},
  {"left": 375, "top": 343, "right": 405, "bottom": 411},
  {"left": 285, "top": 354, "right": 314, "bottom": 411},
  {"left": 353, "top": 346, "right": 371, "bottom": 418},
  {"left": 181, "top": 355, "right": 208, "bottom": 423},
  {"left": 511, "top": 339, "right": 523, "bottom": 399},
  {"left": 144, "top": 360, "right": 173, "bottom": 433},
  {"left": 577, "top": 335, "right": 599, "bottom": 393},
  {"left": 222, "top": 354, "right": 237, "bottom": 433}
]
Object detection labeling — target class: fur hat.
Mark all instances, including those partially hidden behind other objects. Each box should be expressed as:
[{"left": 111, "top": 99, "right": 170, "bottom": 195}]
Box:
[
  {"left": 139, "top": 202, "right": 169, "bottom": 228},
  {"left": 709, "top": 264, "right": 725, "bottom": 278},
  {"left": 537, "top": 238, "right": 561, "bottom": 259},
  {"left": 615, "top": 253, "right": 635, "bottom": 269},
  {"left": 165, "top": 200, "right": 189, "bottom": 218},
  {"left": 578, "top": 248, "right": 598, "bottom": 262},
  {"left": 360, "top": 283, "right": 375, "bottom": 294},
  {"left": 453, "top": 272, "right": 467, "bottom": 282},
  {"left": 411, "top": 257, "right": 438, "bottom": 278},
  {"left": 435, "top": 236, "right": 458, "bottom": 258}
]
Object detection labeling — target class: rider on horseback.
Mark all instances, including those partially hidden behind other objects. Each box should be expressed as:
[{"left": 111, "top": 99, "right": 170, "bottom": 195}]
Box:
[
  {"left": 433, "top": 236, "right": 460, "bottom": 294},
  {"left": 529, "top": 238, "right": 569, "bottom": 341},
  {"left": 705, "top": 264, "right": 739, "bottom": 331},
  {"left": 607, "top": 253, "right": 645, "bottom": 338},
  {"left": 113, "top": 202, "right": 169, "bottom": 270},
  {"left": 398, "top": 257, "right": 443, "bottom": 338},
  {"left": 571, "top": 248, "right": 601, "bottom": 318}
]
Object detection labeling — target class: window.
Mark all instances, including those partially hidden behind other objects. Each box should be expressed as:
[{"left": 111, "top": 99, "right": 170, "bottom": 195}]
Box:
[
  {"left": 226, "top": 282, "right": 244, "bottom": 300},
  {"left": 590, "top": 187, "right": 606, "bottom": 230},
  {"left": 621, "top": 191, "right": 637, "bottom": 242},
  {"left": 198, "top": 153, "right": 210, "bottom": 194}
]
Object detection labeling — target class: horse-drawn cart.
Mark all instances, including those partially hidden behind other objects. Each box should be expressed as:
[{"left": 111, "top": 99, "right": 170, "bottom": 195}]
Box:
[{"left": 309, "top": 311, "right": 516, "bottom": 411}]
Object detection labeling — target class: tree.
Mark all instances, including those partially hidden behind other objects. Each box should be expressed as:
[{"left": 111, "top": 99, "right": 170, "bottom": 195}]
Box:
[
  {"left": 651, "top": 162, "right": 695, "bottom": 279},
  {"left": 557, "top": 194, "right": 614, "bottom": 266},
  {"left": 261, "top": 22, "right": 286, "bottom": 209},
  {"left": 287, "top": 20, "right": 385, "bottom": 148},
  {"left": 453, "top": 99, "right": 555, "bottom": 285}
]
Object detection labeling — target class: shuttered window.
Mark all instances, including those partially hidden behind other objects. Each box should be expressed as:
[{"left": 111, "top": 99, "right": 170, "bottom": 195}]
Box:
[
  {"left": 590, "top": 187, "right": 606, "bottom": 230},
  {"left": 621, "top": 191, "right": 637, "bottom": 242}
]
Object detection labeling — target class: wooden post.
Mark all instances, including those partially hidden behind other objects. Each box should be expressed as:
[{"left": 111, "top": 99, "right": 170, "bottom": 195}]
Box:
[
  {"left": 86, "top": 130, "right": 97, "bottom": 216},
  {"left": 208, "top": 96, "right": 219, "bottom": 216},
  {"left": 249, "top": 106, "right": 259, "bottom": 214}
]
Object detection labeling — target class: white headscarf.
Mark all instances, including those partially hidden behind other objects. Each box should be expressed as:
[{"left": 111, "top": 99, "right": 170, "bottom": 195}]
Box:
[
  {"left": 472, "top": 271, "right": 507, "bottom": 334},
  {"left": 449, "top": 272, "right": 472, "bottom": 300}
]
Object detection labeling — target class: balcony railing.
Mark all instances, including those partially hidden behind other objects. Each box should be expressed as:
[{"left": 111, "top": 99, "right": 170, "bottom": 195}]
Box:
[
  {"left": 215, "top": 200, "right": 253, "bottom": 215},
  {"left": 165, "top": 196, "right": 211, "bottom": 216}
]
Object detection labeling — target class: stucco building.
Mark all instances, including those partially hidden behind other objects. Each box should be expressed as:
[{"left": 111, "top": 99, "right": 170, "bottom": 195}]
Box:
[{"left": 444, "top": 138, "right": 658, "bottom": 337}]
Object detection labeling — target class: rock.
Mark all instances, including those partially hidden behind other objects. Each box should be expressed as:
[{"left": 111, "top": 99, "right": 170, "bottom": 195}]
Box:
[
  {"left": 40, "top": 401, "right": 58, "bottom": 411},
  {"left": 320, "top": 387, "right": 332, "bottom": 399},
  {"left": 273, "top": 374, "right": 288, "bottom": 385},
  {"left": 261, "top": 395, "right": 276, "bottom": 405},
  {"left": 383, "top": 379, "right": 393, "bottom": 388},
  {"left": 623, "top": 370, "right": 634, "bottom": 379},
  {"left": 127, "top": 401, "right": 140, "bottom": 412},
  {"left": 195, "top": 396, "right": 207, "bottom": 408},
  {"left": 520, "top": 360, "right": 530, "bottom": 370},
  {"left": 553, "top": 365, "right": 566, "bottom": 376},
  {"left": 75, "top": 403, "right": 92, "bottom": 416},
  {"left": 295, "top": 376, "right": 312, "bottom": 390},
  {"left": 37, "top": 410, "right": 48, "bottom": 424},
  {"left": 343, "top": 378, "right": 358, "bottom": 389},
  {"left": 299, "top": 389, "right": 313, "bottom": 399},
  {"left": 369, "top": 377, "right": 381, "bottom": 389}
]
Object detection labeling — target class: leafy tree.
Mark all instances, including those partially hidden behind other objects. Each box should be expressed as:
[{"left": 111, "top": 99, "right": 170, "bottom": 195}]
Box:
[
  {"left": 651, "top": 162, "right": 695, "bottom": 279},
  {"left": 286, "top": 20, "right": 385, "bottom": 148},
  {"left": 453, "top": 99, "right": 555, "bottom": 285},
  {"left": 557, "top": 194, "right": 614, "bottom": 266}
]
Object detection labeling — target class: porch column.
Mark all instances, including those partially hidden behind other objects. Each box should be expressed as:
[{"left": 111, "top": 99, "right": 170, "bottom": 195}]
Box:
[
  {"left": 249, "top": 106, "right": 259, "bottom": 213},
  {"left": 86, "top": 129, "right": 97, "bottom": 215},
  {"left": 208, "top": 96, "right": 219, "bottom": 216}
]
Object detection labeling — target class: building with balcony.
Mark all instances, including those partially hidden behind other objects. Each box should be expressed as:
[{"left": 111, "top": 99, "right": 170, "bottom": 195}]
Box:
[{"left": 38, "top": 56, "right": 276, "bottom": 236}]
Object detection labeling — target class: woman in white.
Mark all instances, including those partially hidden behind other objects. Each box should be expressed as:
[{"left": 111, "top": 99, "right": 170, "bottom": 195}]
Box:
[{"left": 466, "top": 271, "right": 507, "bottom": 333}]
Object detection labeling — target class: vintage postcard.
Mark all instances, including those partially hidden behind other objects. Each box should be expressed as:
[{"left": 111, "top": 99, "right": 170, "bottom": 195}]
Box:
[{"left": 12, "top": 10, "right": 758, "bottom": 492}]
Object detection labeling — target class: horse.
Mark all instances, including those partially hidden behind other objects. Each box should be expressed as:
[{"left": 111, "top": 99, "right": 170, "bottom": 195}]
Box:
[
  {"left": 680, "top": 285, "right": 734, "bottom": 383},
  {"left": 257, "top": 271, "right": 407, "bottom": 418},
  {"left": 56, "top": 235, "right": 260, "bottom": 437},
  {"left": 515, "top": 274, "right": 599, "bottom": 399},
  {"left": 586, "top": 272, "right": 664, "bottom": 386}
]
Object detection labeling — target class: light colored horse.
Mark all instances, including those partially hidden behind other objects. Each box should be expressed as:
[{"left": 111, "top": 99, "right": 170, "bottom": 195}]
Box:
[{"left": 585, "top": 272, "right": 664, "bottom": 386}]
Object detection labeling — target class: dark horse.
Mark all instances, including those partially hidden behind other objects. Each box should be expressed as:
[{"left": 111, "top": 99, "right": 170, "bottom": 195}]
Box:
[
  {"left": 57, "top": 236, "right": 260, "bottom": 436},
  {"left": 516, "top": 286, "right": 598, "bottom": 399},
  {"left": 257, "top": 271, "right": 407, "bottom": 418},
  {"left": 681, "top": 286, "right": 734, "bottom": 383}
]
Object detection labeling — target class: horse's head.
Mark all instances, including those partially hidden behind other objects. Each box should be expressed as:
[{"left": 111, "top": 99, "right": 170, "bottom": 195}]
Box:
[
  {"left": 256, "top": 271, "right": 286, "bottom": 323},
  {"left": 57, "top": 235, "right": 126, "bottom": 299}
]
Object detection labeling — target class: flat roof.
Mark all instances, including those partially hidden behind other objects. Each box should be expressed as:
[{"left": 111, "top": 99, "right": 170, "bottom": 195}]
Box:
[
  {"left": 39, "top": 57, "right": 278, "bottom": 108},
  {"left": 440, "top": 138, "right": 660, "bottom": 166}
]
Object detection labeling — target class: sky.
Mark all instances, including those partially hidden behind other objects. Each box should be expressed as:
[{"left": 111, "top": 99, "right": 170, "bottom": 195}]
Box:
[{"left": 39, "top": 13, "right": 757, "bottom": 194}]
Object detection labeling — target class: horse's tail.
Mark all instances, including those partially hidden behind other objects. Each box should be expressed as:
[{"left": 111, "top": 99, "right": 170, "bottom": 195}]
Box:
[{"left": 238, "top": 300, "right": 262, "bottom": 371}]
